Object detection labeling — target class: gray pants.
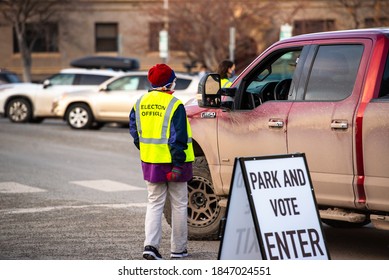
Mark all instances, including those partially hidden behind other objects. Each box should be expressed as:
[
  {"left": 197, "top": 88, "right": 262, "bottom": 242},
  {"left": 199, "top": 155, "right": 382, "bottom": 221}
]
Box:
[{"left": 144, "top": 181, "right": 188, "bottom": 253}]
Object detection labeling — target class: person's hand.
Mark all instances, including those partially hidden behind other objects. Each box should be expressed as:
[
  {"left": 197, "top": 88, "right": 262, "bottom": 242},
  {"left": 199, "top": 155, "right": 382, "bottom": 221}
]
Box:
[{"left": 166, "top": 166, "right": 183, "bottom": 181}]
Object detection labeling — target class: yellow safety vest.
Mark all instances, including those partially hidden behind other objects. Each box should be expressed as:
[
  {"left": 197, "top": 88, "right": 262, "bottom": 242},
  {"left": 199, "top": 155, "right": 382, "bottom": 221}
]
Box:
[
  {"left": 134, "top": 90, "right": 194, "bottom": 164},
  {"left": 221, "top": 78, "right": 232, "bottom": 88}
]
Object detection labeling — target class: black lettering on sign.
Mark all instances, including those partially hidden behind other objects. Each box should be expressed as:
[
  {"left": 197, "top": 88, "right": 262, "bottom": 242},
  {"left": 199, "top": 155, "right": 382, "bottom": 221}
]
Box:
[
  {"left": 249, "top": 172, "right": 258, "bottom": 190},
  {"left": 249, "top": 171, "right": 281, "bottom": 190},
  {"left": 263, "top": 228, "right": 324, "bottom": 260},
  {"left": 283, "top": 169, "right": 306, "bottom": 187},
  {"left": 269, "top": 197, "right": 300, "bottom": 217}
]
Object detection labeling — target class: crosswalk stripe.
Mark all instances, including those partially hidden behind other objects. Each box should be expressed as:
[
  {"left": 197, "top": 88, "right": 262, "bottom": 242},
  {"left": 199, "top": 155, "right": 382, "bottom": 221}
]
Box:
[
  {"left": 70, "top": 179, "right": 143, "bottom": 192},
  {"left": 0, "top": 182, "right": 46, "bottom": 193},
  {"left": 0, "top": 203, "right": 148, "bottom": 214}
]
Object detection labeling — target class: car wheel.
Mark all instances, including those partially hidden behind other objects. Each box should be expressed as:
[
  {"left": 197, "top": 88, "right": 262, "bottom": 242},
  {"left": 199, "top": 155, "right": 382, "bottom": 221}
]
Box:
[
  {"left": 6, "top": 98, "right": 32, "bottom": 123},
  {"left": 66, "top": 103, "right": 93, "bottom": 129},
  {"left": 164, "top": 156, "right": 225, "bottom": 240}
]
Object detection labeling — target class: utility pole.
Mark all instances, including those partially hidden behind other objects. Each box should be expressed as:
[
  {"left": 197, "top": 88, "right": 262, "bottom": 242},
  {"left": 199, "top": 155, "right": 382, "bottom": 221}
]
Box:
[
  {"left": 229, "top": 27, "right": 236, "bottom": 62},
  {"left": 159, "top": 0, "right": 169, "bottom": 63}
]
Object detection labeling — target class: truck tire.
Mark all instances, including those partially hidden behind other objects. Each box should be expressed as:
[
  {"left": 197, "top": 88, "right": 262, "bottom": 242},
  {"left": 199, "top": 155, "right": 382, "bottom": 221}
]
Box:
[{"left": 164, "top": 156, "right": 225, "bottom": 240}]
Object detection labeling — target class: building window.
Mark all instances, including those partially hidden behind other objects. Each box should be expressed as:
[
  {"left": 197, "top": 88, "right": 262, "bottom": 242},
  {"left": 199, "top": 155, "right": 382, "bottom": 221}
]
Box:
[
  {"left": 149, "top": 22, "right": 164, "bottom": 52},
  {"left": 95, "top": 23, "right": 118, "bottom": 52},
  {"left": 293, "top": 20, "right": 335, "bottom": 36},
  {"left": 13, "top": 23, "right": 58, "bottom": 53}
]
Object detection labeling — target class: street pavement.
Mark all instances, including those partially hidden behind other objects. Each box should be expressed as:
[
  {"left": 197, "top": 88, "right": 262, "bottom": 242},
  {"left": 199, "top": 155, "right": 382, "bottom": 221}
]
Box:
[
  {"left": 1, "top": 119, "right": 388, "bottom": 260},
  {"left": 0, "top": 203, "right": 219, "bottom": 260}
]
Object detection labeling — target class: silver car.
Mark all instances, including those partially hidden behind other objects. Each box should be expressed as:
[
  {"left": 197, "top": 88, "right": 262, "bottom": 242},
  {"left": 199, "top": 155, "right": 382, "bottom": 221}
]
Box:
[{"left": 52, "top": 72, "right": 200, "bottom": 129}]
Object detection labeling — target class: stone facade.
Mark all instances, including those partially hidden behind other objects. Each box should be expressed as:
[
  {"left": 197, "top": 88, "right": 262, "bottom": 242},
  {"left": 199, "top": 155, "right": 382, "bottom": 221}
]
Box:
[{"left": 0, "top": 0, "right": 387, "bottom": 81}]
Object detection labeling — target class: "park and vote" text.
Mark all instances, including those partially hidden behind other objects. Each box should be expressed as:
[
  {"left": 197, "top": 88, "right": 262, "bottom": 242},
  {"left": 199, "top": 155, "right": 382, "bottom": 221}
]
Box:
[{"left": 249, "top": 169, "right": 306, "bottom": 190}]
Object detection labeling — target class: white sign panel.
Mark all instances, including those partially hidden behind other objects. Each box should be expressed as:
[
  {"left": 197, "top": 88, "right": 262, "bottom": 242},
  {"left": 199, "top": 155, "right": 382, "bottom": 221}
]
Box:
[
  {"left": 218, "top": 160, "right": 262, "bottom": 260},
  {"left": 242, "top": 154, "right": 329, "bottom": 260},
  {"left": 219, "top": 154, "right": 330, "bottom": 260}
]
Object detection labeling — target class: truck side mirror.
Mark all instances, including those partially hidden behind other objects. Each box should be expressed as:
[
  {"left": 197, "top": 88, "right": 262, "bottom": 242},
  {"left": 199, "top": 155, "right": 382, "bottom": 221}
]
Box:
[
  {"left": 197, "top": 73, "right": 237, "bottom": 109},
  {"left": 197, "top": 73, "right": 222, "bottom": 108}
]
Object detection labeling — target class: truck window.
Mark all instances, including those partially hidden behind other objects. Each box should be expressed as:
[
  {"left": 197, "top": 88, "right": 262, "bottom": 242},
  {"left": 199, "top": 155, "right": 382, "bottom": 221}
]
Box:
[
  {"left": 378, "top": 52, "right": 389, "bottom": 98},
  {"left": 304, "top": 45, "right": 363, "bottom": 101},
  {"left": 241, "top": 49, "right": 301, "bottom": 109}
]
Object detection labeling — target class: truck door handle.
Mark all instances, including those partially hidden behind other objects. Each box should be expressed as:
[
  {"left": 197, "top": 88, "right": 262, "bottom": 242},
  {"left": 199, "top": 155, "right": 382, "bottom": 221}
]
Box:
[
  {"left": 331, "top": 120, "right": 348, "bottom": 129},
  {"left": 268, "top": 119, "right": 284, "bottom": 128}
]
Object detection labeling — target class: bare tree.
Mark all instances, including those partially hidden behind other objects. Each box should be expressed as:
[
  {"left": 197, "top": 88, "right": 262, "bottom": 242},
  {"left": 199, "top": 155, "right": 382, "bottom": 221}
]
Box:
[
  {"left": 371, "top": 0, "right": 389, "bottom": 26},
  {"left": 156, "top": 0, "right": 278, "bottom": 73},
  {"left": 332, "top": 0, "right": 389, "bottom": 29},
  {"left": 0, "top": 0, "right": 70, "bottom": 82}
]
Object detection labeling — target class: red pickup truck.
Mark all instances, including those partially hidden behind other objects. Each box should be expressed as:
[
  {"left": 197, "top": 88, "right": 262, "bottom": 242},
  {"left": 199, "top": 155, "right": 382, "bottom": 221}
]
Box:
[{"left": 164, "top": 28, "right": 389, "bottom": 240}]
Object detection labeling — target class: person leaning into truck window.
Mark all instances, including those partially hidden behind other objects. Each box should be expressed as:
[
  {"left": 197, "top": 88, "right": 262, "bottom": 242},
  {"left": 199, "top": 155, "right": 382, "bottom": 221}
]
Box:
[
  {"left": 217, "top": 59, "right": 235, "bottom": 88},
  {"left": 129, "top": 64, "right": 195, "bottom": 260},
  {"left": 216, "top": 60, "right": 236, "bottom": 108}
]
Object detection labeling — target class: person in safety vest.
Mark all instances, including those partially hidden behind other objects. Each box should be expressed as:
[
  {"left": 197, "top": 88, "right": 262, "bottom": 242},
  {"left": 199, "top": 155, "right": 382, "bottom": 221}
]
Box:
[
  {"left": 129, "top": 64, "right": 194, "bottom": 260},
  {"left": 217, "top": 59, "right": 236, "bottom": 88}
]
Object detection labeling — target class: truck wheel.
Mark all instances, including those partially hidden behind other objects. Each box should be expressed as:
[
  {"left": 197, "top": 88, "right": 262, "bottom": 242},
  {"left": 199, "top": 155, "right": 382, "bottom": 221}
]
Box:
[
  {"left": 164, "top": 156, "right": 225, "bottom": 240},
  {"left": 66, "top": 103, "right": 93, "bottom": 129},
  {"left": 322, "top": 218, "right": 370, "bottom": 228},
  {"left": 6, "top": 98, "right": 32, "bottom": 123}
]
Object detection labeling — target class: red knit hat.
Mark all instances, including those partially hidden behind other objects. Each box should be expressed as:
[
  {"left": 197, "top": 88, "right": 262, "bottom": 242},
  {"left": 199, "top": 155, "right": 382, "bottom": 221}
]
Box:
[{"left": 148, "top": 64, "right": 176, "bottom": 88}]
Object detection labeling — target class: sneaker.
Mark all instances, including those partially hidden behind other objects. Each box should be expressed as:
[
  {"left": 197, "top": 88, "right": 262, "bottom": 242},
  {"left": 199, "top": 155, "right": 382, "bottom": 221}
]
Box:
[
  {"left": 170, "top": 249, "right": 188, "bottom": 258},
  {"left": 143, "top": 245, "right": 163, "bottom": 260}
]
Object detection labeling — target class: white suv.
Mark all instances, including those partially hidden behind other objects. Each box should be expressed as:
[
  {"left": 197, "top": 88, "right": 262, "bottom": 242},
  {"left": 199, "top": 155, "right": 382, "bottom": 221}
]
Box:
[{"left": 0, "top": 68, "right": 124, "bottom": 123}]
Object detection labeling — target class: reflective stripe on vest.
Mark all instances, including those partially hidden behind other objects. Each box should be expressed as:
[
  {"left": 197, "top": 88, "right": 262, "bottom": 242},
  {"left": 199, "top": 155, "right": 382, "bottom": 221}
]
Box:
[
  {"left": 135, "top": 91, "right": 194, "bottom": 163},
  {"left": 221, "top": 78, "right": 232, "bottom": 88}
]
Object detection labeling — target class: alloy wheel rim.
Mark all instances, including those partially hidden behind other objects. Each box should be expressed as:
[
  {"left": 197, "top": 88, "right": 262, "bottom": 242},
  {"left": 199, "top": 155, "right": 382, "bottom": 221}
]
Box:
[
  {"left": 9, "top": 101, "right": 28, "bottom": 121},
  {"left": 69, "top": 107, "right": 88, "bottom": 128},
  {"left": 187, "top": 176, "right": 220, "bottom": 228}
]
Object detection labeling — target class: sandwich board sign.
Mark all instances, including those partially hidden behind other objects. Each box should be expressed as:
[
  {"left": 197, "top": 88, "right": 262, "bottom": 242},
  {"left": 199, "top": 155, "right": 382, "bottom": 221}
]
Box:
[{"left": 218, "top": 153, "right": 330, "bottom": 260}]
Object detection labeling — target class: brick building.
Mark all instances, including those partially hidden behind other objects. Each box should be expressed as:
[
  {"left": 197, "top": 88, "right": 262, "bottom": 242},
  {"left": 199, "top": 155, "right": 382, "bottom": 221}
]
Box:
[{"left": 0, "top": 0, "right": 388, "bottom": 81}]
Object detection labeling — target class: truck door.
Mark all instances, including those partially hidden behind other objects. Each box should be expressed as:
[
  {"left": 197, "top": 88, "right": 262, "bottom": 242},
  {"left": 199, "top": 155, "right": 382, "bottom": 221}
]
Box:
[
  {"left": 362, "top": 49, "right": 389, "bottom": 212},
  {"left": 287, "top": 40, "right": 371, "bottom": 208},
  {"left": 217, "top": 47, "right": 305, "bottom": 194}
]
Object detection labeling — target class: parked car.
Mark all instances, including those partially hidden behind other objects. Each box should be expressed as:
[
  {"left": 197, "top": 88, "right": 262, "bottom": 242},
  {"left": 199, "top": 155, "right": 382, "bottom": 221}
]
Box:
[
  {"left": 51, "top": 72, "right": 200, "bottom": 129},
  {"left": 0, "top": 69, "right": 22, "bottom": 84},
  {"left": 0, "top": 68, "right": 124, "bottom": 123}
]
